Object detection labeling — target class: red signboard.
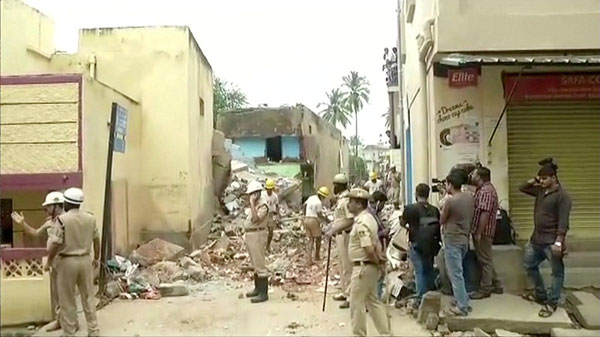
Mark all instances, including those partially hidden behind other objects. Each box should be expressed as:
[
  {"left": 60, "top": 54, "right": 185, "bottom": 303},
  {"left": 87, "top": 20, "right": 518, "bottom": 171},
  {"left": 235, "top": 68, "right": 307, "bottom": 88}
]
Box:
[
  {"left": 449, "top": 68, "right": 478, "bottom": 88},
  {"left": 504, "top": 73, "right": 600, "bottom": 102}
]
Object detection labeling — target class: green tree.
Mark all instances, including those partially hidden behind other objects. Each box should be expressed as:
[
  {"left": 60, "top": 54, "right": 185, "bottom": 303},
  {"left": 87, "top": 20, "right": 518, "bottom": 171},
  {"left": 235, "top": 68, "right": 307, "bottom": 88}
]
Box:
[
  {"left": 382, "top": 107, "right": 391, "bottom": 129},
  {"left": 213, "top": 76, "right": 248, "bottom": 120},
  {"left": 317, "top": 88, "right": 351, "bottom": 129},
  {"left": 349, "top": 154, "right": 367, "bottom": 184},
  {"left": 342, "top": 71, "right": 370, "bottom": 156}
]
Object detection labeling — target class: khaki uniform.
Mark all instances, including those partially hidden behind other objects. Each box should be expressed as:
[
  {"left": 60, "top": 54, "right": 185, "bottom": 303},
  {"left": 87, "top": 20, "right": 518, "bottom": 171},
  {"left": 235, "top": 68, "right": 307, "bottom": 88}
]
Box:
[
  {"left": 391, "top": 172, "right": 401, "bottom": 205},
  {"left": 43, "top": 217, "right": 62, "bottom": 322},
  {"left": 50, "top": 209, "right": 99, "bottom": 337},
  {"left": 334, "top": 190, "right": 354, "bottom": 298},
  {"left": 244, "top": 198, "right": 270, "bottom": 277},
  {"left": 349, "top": 210, "right": 391, "bottom": 337},
  {"left": 261, "top": 191, "right": 279, "bottom": 229}
]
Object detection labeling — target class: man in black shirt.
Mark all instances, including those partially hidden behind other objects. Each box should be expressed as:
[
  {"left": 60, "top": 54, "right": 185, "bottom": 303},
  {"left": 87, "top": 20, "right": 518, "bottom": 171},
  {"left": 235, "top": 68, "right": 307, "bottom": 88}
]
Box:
[
  {"left": 401, "top": 183, "right": 441, "bottom": 306},
  {"left": 520, "top": 158, "right": 572, "bottom": 318}
]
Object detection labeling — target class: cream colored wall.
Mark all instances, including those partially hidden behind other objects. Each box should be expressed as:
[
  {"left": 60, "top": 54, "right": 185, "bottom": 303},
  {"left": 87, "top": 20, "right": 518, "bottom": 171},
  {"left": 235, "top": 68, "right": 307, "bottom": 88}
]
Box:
[
  {"left": 76, "top": 27, "right": 212, "bottom": 236},
  {"left": 81, "top": 78, "right": 141, "bottom": 254},
  {"left": 186, "top": 33, "right": 215, "bottom": 243},
  {"left": 1, "top": 190, "right": 48, "bottom": 248},
  {"left": 436, "top": 0, "right": 600, "bottom": 53},
  {"left": 0, "top": 0, "right": 55, "bottom": 75},
  {"left": 0, "top": 83, "right": 79, "bottom": 174}
]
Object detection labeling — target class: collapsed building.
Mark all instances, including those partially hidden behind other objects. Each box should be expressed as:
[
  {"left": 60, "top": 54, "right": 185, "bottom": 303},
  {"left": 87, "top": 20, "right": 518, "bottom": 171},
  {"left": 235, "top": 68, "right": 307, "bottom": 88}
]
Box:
[{"left": 216, "top": 104, "right": 350, "bottom": 193}]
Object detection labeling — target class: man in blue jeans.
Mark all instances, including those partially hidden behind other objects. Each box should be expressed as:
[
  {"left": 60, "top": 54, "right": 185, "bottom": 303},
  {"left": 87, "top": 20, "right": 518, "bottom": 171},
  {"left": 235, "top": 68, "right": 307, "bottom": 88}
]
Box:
[
  {"left": 401, "top": 184, "right": 441, "bottom": 307},
  {"left": 520, "top": 158, "right": 571, "bottom": 318},
  {"left": 440, "top": 170, "right": 474, "bottom": 316}
]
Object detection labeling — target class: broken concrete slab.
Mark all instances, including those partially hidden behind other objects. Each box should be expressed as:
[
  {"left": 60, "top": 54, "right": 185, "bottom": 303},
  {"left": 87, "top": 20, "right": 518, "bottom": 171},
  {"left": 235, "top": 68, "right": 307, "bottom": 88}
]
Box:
[
  {"left": 179, "top": 256, "right": 199, "bottom": 269},
  {"left": 443, "top": 294, "right": 574, "bottom": 334},
  {"left": 158, "top": 283, "right": 189, "bottom": 297},
  {"left": 551, "top": 328, "right": 600, "bottom": 337},
  {"left": 425, "top": 313, "right": 439, "bottom": 330},
  {"left": 418, "top": 291, "right": 442, "bottom": 323},
  {"left": 129, "top": 238, "right": 185, "bottom": 267},
  {"left": 149, "top": 261, "right": 185, "bottom": 283},
  {"left": 495, "top": 329, "right": 522, "bottom": 337},
  {"left": 566, "top": 291, "right": 599, "bottom": 307},
  {"left": 474, "top": 327, "right": 490, "bottom": 337},
  {"left": 572, "top": 303, "right": 600, "bottom": 330},
  {"left": 187, "top": 266, "right": 207, "bottom": 282}
]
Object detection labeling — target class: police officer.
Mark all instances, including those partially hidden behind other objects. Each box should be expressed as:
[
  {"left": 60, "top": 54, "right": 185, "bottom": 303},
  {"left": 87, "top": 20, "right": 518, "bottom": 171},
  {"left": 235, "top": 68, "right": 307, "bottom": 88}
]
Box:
[
  {"left": 11, "top": 192, "right": 67, "bottom": 332},
  {"left": 324, "top": 174, "right": 354, "bottom": 309},
  {"left": 46, "top": 188, "right": 99, "bottom": 337},
  {"left": 262, "top": 179, "right": 280, "bottom": 252},
  {"left": 243, "top": 181, "right": 271, "bottom": 303},
  {"left": 347, "top": 188, "right": 391, "bottom": 337}
]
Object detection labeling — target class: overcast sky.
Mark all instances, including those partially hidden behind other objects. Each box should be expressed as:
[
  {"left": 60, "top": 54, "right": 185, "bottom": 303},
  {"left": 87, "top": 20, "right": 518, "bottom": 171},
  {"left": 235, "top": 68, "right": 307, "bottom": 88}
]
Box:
[{"left": 26, "top": 0, "right": 398, "bottom": 145}]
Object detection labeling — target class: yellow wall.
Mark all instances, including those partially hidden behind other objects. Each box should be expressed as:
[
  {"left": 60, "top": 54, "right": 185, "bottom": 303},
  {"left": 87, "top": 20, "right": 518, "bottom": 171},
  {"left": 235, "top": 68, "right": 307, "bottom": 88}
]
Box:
[
  {"left": 0, "top": 0, "right": 55, "bottom": 75},
  {"left": 435, "top": 0, "right": 600, "bottom": 53},
  {"left": 0, "top": 83, "right": 79, "bottom": 174},
  {"left": 75, "top": 26, "right": 214, "bottom": 238},
  {"left": 80, "top": 79, "right": 141, "bottom": 254},
  {"left": 1, "top": 190, "right": 48, "bottom": 248}
]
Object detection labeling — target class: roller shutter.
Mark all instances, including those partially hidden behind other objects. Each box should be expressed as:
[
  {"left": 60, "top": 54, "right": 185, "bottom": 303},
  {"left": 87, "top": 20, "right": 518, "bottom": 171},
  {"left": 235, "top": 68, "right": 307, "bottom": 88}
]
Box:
[{"left": 507, "top": 103, "right": 600, "bottom": 241}]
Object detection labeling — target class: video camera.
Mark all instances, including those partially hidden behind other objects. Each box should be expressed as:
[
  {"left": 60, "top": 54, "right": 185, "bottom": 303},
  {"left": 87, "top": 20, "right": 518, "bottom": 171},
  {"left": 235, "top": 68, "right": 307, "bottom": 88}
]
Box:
[{"left": 431, "top": 178, "right": 446, "bottom": 193}]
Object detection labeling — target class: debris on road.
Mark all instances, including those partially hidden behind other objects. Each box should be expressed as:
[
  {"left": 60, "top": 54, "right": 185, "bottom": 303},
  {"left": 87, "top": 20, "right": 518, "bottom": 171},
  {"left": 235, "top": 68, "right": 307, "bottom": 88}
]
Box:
[
  {"left": 158, "top": 283, "right": 190, "bottom": 297},
  {"left": 129, "top": 238, "right": 185, "bottom": 267}
]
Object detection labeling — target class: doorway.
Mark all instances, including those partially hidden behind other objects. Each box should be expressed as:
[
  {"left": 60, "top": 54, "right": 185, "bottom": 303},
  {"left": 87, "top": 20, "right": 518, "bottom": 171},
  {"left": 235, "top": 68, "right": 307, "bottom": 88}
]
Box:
[
  {"left": 1, "top": 198, "right": 14, "bottom": 247},
  {"left": 266, "top": 136, "right": 282, "bottom": 162}
]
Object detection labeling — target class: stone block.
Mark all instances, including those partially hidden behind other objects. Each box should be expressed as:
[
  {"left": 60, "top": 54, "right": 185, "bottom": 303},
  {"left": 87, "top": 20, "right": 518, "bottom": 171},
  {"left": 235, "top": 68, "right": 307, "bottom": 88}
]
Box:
[
  {"left": 551, "top": 328, "right": 600, "bottom": 337},
  {"left": 444, "top": 294, "right": 574, "bottom": 334},
  {"left": 495, "top": 329, "right": 522, "bottom": 337},
  {"left": 566, "top": 291, "right": 599, "bottom": 307},
  {"left": 187, "top": 265, "right": 207, "bottom": 282},
  {"left": 158, "top": 283, "right": 189, "bottom": 297},
  {"left": 572, "top": 304, "right": 600, "bottom": 330},
  {"left": 179, "top": 256, "right": 198, "bottom": 269},
  {"left": 418, "top": 291, "right": 442, "bottom": 323},
  {"left": 492, "top": 245, "right": 526, "bottom": 294},
  {"left": 129, "top": 238, "right": 185, "bottom": 267},
  {"left": 425, "top": 313, "right": 439, "bottom": 330},
  {"left": 474, "top": 327, "right": 490, "bottom": 337}
]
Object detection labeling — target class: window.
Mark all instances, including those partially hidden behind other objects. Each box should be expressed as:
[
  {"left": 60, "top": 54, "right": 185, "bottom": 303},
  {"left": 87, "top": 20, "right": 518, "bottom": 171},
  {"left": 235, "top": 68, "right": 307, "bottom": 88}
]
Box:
[
  {"left": 309, "top": 125, "right": 312, "bottom": 134},
  {"left": 266, "top": 136, "right": 282, "bottom": 162}
]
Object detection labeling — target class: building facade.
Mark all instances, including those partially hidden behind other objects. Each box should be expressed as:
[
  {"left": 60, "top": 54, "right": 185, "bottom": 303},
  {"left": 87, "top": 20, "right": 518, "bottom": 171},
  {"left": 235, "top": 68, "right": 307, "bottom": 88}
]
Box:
[
  {"left": 217, "top": 105, "right": 350, "bottom": 192},
  {"left": 396, "top": 0, "right": 600, "bottom": 246}
]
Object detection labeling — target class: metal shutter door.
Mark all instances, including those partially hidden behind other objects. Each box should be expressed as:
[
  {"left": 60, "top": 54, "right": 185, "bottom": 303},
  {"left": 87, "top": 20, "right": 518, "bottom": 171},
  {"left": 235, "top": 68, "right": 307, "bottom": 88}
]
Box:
[{"left": 507, "top": 103, "right": 600, "bottom": 241}]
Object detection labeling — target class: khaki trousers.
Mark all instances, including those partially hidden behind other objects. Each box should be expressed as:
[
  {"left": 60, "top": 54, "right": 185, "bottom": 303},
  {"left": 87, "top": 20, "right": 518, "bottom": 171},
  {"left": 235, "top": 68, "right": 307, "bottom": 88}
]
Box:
[
  {"left": 57, "top": 255, "right": 99, "bottom": 337},
  {"left": 245, "top": 230, "right": 268, "bottom": 277},
  {"left": 336, "top": 233, "right": 352, "bottom": 297},
  {"left": 474, "top": 235, "right": 499, "bottom": 292},
  {"left": 350, "top": 264, "right": 391, "bottom": 337}
]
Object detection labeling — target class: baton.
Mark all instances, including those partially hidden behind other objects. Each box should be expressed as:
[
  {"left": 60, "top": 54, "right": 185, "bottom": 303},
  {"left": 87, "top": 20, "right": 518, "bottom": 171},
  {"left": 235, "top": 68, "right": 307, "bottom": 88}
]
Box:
[{"left": 322, "top": 238, "right": 332, "bottom": 312}]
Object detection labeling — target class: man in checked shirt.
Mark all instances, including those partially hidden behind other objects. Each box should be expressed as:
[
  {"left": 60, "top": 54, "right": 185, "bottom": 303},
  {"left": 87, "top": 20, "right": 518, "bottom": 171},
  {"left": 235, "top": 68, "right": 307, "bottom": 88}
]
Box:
[{"left": 469, "top": 166, "right": 503, "bottom": 299}]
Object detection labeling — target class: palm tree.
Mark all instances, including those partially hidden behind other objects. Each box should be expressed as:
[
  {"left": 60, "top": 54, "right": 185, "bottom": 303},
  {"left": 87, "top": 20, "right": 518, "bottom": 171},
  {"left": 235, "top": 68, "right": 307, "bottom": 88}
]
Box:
[
  {"left": 317, "top": 88, "right": 351, "bottom": 129},
  {"left": 342, "top": 71, "right": 370, "bottom": 156},
  {"left": 382, "top": 107, "right": 392, "bottom": 129}
]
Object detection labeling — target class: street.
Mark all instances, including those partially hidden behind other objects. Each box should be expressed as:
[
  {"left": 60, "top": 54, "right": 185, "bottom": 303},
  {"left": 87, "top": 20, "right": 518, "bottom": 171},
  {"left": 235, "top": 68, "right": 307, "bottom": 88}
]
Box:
[{"left": 34, "top": 280, "right": 428, "bottom": 337}]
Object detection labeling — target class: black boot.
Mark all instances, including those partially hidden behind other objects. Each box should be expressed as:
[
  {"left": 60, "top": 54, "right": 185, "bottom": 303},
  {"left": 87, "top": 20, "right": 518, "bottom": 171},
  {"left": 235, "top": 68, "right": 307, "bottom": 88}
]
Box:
[
  {"left": 251, "top": 277, "right": 269, "bottom": 303},
  {"left": 245, "top": 273, "right": 259, "bottom": 298}
]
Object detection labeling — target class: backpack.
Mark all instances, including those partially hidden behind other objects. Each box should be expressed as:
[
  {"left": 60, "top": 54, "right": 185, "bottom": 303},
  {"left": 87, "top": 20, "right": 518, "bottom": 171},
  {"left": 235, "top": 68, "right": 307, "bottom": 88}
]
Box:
[
  {"left": 414, "top": 204, "right": 441, "bottom": 257},
  {"left": 494, "top": 208, "right": 516, "bottom": 245}
]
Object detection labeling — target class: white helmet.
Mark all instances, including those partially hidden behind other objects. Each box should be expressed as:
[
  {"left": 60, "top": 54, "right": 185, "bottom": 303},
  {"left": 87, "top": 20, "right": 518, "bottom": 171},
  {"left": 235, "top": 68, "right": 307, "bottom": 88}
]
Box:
[
  {"left": 42, "top": 191, "right": 64, "bottom": 207},
  {"left": 245, "top": 181, "right": 263, "bottom": 195},
  {"left": 63, "top": 187, "right": 84, "bottom": 205}
]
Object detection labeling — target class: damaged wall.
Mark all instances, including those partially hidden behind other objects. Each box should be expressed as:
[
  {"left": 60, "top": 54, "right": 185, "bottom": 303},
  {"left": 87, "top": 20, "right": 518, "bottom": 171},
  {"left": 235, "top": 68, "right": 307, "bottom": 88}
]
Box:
[{"left": 217, "top": 105, "right": 348, "bottom": 190}]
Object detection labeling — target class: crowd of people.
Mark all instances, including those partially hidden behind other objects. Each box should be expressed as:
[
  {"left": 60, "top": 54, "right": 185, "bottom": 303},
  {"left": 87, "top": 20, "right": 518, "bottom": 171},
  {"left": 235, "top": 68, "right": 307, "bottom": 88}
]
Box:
[
  {"left": 11, "top": 156, "right": 570, "bottom": 337},
  {"left": 402, "top": 158, "right": 571, "bottom": 319}
]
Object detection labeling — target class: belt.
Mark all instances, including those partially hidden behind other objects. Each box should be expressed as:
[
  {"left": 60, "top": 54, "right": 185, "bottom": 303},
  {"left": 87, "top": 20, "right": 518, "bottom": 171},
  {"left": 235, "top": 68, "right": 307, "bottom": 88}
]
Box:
[
  {"left": 353, "top": 261, "right": 375, "bottom": 266},
  {"left": 245, "top": 227, "right": 267, "bottom": 233},
  {"left": 59, "top": 253, "right": 89, "bottom": 257}
]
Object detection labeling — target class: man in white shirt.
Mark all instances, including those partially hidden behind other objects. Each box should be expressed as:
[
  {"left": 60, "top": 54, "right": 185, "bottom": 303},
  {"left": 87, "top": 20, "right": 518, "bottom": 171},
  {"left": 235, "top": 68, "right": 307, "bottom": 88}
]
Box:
[
  {"left": 304, "top": 186, "right": 330, "bottom": 266},
  {"left": 261, "top": 179, "right": 280, "bottom": 252},
  {"left": 364, "top": 172, "right": 384, "bottom": 195}
]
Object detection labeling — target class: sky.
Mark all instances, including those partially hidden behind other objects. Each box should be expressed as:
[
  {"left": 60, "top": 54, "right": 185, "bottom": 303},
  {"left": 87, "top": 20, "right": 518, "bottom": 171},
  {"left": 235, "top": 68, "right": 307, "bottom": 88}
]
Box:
[{"left": 25, "top": 0, "right": 398, "bottom": 145}]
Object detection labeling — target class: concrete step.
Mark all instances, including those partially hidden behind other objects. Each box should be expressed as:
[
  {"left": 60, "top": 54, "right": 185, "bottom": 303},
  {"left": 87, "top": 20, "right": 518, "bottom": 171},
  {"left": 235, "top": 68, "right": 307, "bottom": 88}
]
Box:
[{"left": 538, "top": 267, "right": 600, "bottom": 289}]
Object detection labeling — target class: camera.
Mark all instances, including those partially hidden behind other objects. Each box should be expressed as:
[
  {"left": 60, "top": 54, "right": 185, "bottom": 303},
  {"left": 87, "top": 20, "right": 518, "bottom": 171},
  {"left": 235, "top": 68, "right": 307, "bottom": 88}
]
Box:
[{"left": 431, "top": 178, "right": 446, "bottom": 193}]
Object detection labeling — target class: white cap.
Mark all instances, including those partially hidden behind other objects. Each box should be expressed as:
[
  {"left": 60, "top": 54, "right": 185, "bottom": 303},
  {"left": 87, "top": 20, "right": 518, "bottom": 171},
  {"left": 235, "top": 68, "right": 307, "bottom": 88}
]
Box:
[
  {"left": 42, "top": 191, "right": 64, "bottom": 206},
  {"left": 63, "top": 187, "right": 84, "bottom": 205},
  {"left": 245, "top": 181, "right": 263, "bottom": 195}
]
